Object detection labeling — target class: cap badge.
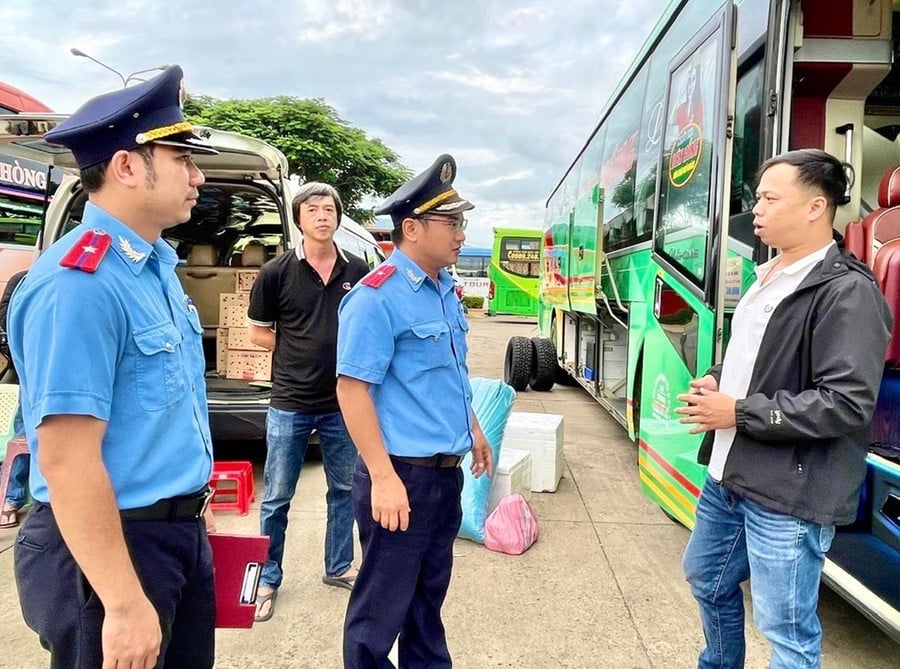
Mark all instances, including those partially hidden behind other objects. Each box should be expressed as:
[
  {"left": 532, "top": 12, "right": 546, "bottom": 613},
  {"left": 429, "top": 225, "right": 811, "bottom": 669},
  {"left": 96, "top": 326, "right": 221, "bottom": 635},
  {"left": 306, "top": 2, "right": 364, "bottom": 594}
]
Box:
[
  {"left": 439, "top": 162, "right": 453, "bottom": 183},
  {"left": 406, "top": 268, "right": 423, "bottom": 284},
  {"left": 119, "top": 236, "right": 147, "bottom": 263}
]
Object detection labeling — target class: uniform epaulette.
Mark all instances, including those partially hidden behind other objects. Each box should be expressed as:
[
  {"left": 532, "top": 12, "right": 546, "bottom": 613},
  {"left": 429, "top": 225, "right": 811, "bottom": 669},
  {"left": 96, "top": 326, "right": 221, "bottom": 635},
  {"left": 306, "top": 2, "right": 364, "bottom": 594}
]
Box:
[
  {"left": 59, "top": 230, "right": 112, "bottom": 273},
  {"left": 361, "top": 264, "right": 396, "bottom": 288}
]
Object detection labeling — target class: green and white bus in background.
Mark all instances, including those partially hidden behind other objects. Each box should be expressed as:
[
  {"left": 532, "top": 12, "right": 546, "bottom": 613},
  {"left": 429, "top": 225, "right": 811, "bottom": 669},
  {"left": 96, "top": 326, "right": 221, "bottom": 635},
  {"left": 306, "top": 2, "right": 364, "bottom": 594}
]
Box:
[
  {"left": 504, "top": 0, "right": 900, "bottom": 643},
  {"left": 488, "top": 227, "right": 540, "bottom": 318}
]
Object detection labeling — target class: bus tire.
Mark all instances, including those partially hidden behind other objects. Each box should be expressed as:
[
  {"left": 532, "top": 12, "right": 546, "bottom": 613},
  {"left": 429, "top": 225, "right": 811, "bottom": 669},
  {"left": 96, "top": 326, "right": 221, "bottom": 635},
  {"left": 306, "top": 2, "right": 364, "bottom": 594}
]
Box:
[
  {"left": 529, "top": 337, "right": 557, "bottom": 391},
  {"left": 504, "top": 336, "right": 533, "bottom": 391}
]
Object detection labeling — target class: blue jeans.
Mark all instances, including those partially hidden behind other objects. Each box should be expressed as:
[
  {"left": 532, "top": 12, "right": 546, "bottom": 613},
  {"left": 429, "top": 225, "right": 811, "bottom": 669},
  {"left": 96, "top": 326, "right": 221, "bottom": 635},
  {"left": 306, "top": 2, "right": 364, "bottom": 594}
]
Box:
[
  {"left": 5, "top": 406, "right": 28, "bottom": 507},
  {"left": 259, "top": 407, "right": 356, "bottom": 589},
  {"left": 5, "top": 454, "right": 29, "bottom": 507},
  {"left": 683, "top": 477, "right": 835, "bottom": 669}
]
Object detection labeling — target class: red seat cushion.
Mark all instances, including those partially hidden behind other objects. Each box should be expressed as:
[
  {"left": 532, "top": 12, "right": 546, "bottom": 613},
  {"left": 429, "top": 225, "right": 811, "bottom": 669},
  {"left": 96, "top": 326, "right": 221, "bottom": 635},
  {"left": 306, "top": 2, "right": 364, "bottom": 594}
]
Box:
[
  {"left": 844, "top": 219, "right": 864, "bottom": 261},
  {"left": 873, "top": 239, "right": 900, "bottom": 366}
]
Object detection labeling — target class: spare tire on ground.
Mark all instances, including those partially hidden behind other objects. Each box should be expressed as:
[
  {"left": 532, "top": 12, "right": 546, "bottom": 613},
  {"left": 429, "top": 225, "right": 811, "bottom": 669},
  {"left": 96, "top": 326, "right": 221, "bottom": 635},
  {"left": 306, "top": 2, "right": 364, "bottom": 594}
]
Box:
[
  {"left": 529, "top": 337, "right": 557, "bottom": 391},
  {"left": 503, "top": 336, "right": 533, "bottom": 391}
]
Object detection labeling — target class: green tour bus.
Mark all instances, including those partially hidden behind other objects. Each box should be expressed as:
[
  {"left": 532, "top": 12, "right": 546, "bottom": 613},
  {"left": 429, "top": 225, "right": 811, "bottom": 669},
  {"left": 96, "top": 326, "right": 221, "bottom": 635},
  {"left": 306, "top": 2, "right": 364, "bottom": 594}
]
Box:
[
  {"left": 488, "top": 227, "right": 541, "bottom": 317},
  {"left": 503, "top": 0, "right": 900, "bottom": 643}
]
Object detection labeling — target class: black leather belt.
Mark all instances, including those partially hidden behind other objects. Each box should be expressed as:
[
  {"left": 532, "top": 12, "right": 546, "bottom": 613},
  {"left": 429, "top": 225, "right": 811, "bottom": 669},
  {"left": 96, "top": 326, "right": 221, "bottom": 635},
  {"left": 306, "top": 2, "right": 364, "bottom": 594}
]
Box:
[
  {"left": 120, "top": 487, "right": 214, "bottom": 521},
  {"left": 392, "top": 454, "right": 462, "bottom": 468}
]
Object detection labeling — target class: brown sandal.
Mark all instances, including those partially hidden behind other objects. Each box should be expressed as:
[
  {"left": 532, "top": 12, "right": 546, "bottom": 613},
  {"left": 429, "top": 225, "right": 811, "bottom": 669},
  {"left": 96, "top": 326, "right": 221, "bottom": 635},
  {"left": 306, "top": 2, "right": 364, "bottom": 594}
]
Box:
[
  {"left": 0, "top": 506, "right": 19, "bottom": 529},
  {"left": 254, "top": 588, "right": 277, "bottom": 623},
  {"left": 322, "top": 567, "right": 357, "bottom": 591}
]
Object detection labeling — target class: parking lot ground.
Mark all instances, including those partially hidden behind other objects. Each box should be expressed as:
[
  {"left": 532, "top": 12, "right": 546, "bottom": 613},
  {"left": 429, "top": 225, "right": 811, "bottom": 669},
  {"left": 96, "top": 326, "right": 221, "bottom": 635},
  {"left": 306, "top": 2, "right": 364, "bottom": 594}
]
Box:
[{"left": 0, "top": 316, "right": 896, "bottom": 667}]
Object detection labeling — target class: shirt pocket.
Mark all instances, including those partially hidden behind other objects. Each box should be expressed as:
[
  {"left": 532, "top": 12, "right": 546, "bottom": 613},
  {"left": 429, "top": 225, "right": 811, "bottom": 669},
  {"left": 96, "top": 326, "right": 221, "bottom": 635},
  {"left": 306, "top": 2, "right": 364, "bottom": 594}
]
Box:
[
  {"left": 453, "top": 316, "right": 470, "bottom": 363},
  {"left": 132, "top": 322, "right": 188, "bottom": 411},
  {"left": 409, "top": 319, "right": 454, "bottom": 372}
]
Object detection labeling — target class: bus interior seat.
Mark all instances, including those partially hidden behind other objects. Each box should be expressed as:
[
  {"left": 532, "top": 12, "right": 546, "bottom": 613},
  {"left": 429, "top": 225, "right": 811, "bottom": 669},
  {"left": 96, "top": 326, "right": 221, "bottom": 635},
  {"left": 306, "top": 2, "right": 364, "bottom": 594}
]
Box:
[
  {"left": 851, "top": 165, "right": 900, "bottom": 265},
  {"left": 844, "top": 219, "right": 864, "bottom": 260},
  {"left": 871, "top": 238, "right": 900, "bottom": 367},
  {"left": 870, "top": 237, "right": 900, "bottom": 460}
]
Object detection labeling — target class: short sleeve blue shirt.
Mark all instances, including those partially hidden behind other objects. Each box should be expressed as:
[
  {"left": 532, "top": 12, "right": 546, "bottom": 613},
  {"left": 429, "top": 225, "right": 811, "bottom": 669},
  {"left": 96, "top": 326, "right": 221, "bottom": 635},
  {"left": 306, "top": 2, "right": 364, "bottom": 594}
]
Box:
[
  {"left": 8, "top": 202, "right": 213, "bottom": 509},
  {"left": 336, "top": 248, "right": 473, "bottom": 457}
]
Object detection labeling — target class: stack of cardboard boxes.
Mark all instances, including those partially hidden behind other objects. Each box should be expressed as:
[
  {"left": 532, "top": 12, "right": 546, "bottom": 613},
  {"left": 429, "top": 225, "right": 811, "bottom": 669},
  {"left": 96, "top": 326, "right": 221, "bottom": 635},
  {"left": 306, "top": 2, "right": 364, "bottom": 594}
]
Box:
[{"left": 215, "top": 270, "right": 273, "bottom": 381}]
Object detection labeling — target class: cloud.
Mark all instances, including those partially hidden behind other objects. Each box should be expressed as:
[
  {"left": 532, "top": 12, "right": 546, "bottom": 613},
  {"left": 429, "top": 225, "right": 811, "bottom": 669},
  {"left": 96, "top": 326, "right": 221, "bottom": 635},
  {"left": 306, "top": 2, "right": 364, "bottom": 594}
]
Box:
[{"left": 2, "top": 0, "right": 669, "bottom": 241}]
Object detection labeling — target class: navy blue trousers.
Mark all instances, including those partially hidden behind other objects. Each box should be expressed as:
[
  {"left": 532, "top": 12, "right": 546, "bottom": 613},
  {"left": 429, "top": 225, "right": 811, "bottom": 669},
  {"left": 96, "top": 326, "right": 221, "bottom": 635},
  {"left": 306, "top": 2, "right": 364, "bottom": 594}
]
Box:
[
  {"left": 344, "top": 458, "right": 463, "bottom": 669},
  {"left": 14, "top": 502, "right": 215, "bottom": 669}
]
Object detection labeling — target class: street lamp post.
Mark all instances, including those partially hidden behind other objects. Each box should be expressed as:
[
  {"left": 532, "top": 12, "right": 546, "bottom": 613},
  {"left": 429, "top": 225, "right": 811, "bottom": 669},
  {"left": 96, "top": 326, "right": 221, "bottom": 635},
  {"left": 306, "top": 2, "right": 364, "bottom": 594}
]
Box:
[{"left": 70, "top": 48, "right": 167, "bottom": 87}]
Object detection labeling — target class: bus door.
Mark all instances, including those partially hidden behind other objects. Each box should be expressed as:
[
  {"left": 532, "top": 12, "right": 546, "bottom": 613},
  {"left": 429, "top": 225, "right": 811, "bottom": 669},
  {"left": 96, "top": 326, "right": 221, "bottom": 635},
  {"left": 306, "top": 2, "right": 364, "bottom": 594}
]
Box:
[{"left": 641, "top": 2, "right": 737, "bottom": 525}]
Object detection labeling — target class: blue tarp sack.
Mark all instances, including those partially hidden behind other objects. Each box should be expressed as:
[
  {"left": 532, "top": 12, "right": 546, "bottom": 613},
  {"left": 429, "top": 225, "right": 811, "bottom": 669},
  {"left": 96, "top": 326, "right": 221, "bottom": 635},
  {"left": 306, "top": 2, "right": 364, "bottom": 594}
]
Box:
[{"left": 458, "top": 377, "right": 516, "bottom": 543}]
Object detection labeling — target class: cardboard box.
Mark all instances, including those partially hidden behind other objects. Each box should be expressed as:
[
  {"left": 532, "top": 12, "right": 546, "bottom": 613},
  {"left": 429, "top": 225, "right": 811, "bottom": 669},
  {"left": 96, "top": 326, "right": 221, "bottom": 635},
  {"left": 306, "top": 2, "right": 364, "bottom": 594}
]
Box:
[
  {"left": 489, "top": 448, "right": 532, "bottom": 512},
  {"left": 227, "top": 327, "right": 267, "bottom": 351},
  {"left": 216, "top": 328, "right": 229, "bottom": 374},
  {"left": 226, "top": 350, "right": 272, "bottom": 381},
  {"left": 236, "top": 270, "right": 259, "bottom": 293},
  {"left": 501, "top": 412, "right": 565, "bottom": 492},
  {"left": 219, "top": 293, "right": 249, "bottom": 328}
]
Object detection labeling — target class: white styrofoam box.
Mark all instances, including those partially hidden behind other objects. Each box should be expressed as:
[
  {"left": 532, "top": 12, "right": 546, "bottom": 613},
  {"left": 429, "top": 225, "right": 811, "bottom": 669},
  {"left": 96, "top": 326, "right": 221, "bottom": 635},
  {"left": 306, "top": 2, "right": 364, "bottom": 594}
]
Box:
[
  {"left": 500, "top": 412, "right": 564, "bottom": 492},
  {"left": 488, "top": 448, "right": 532, "bottom": 512}
]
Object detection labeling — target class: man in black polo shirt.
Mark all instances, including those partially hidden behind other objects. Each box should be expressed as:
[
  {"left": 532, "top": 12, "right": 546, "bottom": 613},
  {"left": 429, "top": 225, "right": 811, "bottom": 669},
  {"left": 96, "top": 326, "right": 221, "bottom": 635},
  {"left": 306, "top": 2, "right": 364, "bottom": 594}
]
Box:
[{"left": 247, "top": 182, "right": 369, "bottom": 622}]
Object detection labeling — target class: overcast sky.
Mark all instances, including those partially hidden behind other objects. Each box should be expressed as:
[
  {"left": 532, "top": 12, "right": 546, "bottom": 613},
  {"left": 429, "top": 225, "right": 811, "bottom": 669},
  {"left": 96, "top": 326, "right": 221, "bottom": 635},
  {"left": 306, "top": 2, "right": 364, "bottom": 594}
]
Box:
[{"left": 2, "top": 0, "right": 668, "bottom": 247}]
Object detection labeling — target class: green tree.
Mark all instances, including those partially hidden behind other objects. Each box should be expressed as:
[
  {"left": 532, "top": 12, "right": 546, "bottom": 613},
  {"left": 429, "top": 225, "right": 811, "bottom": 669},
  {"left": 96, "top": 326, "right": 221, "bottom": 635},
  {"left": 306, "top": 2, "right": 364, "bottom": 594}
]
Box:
[{"left": 184, "top": 95, "right": 409, "bottom": 221}]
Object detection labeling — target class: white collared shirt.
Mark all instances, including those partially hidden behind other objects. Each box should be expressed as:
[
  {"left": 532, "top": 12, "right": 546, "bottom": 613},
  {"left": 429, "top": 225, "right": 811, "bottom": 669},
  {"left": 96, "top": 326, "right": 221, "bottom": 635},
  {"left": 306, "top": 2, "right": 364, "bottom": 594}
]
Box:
[{"left": 707, "top": 242, "right": 834, "bottom": 480}]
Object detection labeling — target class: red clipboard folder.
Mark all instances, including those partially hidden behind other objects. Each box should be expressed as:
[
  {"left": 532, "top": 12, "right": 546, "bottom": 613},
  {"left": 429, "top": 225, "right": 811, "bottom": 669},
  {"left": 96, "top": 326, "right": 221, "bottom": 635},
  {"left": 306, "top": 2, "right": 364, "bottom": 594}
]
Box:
[{"left": 209, "top": 533, "right": 270, "bottom": 628}]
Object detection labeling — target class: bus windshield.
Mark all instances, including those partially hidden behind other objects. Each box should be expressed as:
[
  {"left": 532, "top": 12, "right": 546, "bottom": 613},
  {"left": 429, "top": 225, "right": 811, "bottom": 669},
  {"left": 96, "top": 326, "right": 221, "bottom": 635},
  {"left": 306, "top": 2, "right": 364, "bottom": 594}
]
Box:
[{"left": 490, "top": 228, "right": 540, "bottom": 317}]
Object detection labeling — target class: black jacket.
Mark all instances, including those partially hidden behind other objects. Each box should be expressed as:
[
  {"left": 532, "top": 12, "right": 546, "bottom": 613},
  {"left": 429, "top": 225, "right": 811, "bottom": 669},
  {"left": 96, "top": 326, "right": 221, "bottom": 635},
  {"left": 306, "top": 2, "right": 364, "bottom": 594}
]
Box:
[{"left": 698, "top": 245, "right": 892, "bottom": 525}]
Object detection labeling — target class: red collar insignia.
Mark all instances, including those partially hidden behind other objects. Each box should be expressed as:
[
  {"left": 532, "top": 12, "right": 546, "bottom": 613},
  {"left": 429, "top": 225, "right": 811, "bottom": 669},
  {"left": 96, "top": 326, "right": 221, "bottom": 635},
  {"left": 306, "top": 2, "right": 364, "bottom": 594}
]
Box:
[
  {"left": 60, "top": 230, "right": 112, "bottom": 273},
  {"left": 361, "top": 264, "right": 396, "bottom": 288}
]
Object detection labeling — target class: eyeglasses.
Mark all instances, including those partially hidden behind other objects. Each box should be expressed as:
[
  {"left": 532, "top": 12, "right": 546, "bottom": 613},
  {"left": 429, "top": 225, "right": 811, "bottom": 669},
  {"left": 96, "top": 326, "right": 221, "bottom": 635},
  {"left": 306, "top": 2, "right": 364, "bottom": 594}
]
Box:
[{"left": 420, "top": 215, "right": 468, "bottom": 231}]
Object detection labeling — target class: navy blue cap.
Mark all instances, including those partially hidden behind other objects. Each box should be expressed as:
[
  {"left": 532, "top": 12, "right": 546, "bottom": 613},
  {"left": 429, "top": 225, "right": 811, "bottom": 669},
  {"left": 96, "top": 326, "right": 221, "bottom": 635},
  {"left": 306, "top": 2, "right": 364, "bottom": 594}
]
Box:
[
  {"left": 374, "top": 154, "right": 474, "bottom": 227},
  {"left": 45, "top": 65, "right": 217, "bottom": 169}
]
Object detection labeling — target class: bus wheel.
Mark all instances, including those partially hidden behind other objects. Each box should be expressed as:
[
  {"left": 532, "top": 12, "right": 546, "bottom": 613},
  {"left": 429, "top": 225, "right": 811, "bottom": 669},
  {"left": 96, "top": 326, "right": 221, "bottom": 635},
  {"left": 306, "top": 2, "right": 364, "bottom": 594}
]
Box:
[
  {"left": 529, "top": 337, "right": 557, "bottom": 391},
  {"left": 504, "top": 336, "right": 533, "bottom": 391}
]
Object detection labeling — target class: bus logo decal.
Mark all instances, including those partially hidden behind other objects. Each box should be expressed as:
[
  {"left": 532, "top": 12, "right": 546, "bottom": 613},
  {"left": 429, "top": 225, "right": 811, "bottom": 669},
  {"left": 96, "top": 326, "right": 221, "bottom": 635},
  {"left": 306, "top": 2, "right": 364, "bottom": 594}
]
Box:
[{"left": 668, "top": 123, "right": 703, "bottom": 188}]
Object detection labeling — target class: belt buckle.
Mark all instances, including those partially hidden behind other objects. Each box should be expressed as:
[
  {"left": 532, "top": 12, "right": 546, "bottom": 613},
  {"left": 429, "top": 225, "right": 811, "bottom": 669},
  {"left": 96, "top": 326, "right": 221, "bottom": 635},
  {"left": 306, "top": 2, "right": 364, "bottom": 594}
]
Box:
[{"left": 199, "top": 486, "right": 214, "bottom": 517}]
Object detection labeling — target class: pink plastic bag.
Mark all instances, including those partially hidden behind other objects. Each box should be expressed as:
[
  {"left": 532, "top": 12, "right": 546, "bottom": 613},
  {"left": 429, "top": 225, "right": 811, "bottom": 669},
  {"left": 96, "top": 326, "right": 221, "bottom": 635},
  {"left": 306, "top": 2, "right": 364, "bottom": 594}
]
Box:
[{"left": 483, "top": 493, "right": 539, "bottom": 555}]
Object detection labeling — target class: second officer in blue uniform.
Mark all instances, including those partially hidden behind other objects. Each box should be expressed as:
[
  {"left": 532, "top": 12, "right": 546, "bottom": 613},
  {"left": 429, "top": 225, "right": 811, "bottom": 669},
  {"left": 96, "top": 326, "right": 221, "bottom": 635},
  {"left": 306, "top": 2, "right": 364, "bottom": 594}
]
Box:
[
  {"left": 8, "top": 66, "right": 219, "bottom": 668},
  {"left": 336, "top": 154, "right": 493, "bottom": 668}
]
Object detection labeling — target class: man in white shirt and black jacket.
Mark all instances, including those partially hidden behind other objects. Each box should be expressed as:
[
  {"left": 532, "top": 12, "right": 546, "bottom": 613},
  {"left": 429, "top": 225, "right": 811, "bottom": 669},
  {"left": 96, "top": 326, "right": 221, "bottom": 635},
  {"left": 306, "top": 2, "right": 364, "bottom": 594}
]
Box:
[{"left": 675, "top": 148, "right": 892, "bottom": 669}]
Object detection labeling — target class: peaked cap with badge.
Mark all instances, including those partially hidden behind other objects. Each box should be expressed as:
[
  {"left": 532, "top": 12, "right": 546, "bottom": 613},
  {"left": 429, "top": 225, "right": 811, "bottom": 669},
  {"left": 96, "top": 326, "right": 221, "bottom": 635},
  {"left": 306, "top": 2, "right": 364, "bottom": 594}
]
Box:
[
  {"left": 45, "top": 65, "right": 218, "bottom": 169},
  {"left": 375, "top": 154, "right": 474, "bottom": 226}
]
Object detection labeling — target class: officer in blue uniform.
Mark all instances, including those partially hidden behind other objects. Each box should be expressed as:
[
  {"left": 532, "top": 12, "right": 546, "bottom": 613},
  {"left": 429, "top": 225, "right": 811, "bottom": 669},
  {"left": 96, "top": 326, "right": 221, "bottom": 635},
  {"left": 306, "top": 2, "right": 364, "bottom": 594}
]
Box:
[
  {"left": 336, "top": 154, "right": 493, "bottom": 668},
  {"left": 8, "top": 65, "right": 219, "bottom": 669}
]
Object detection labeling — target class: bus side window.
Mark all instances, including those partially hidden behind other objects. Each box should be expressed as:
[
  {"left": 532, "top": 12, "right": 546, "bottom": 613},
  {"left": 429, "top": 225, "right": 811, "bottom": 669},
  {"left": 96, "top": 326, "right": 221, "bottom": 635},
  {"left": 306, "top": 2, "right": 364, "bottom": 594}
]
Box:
[{"left": 729, "top": 57, "right": 765, "bottom": 248}]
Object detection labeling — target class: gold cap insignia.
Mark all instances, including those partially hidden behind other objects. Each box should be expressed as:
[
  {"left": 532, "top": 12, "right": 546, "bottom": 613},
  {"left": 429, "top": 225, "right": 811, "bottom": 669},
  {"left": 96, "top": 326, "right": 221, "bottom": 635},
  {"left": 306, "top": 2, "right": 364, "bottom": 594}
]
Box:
[{"left": 440, "top": 161, "right": 453, "bottom": 183}]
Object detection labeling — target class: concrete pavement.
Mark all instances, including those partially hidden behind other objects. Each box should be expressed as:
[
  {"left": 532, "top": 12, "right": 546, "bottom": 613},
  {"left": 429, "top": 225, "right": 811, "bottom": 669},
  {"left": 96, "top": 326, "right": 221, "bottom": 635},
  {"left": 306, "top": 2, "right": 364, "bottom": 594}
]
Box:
[{"left": 0, "top": 317, "right": 896, "bottom": 667}]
